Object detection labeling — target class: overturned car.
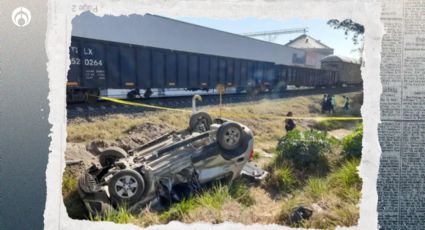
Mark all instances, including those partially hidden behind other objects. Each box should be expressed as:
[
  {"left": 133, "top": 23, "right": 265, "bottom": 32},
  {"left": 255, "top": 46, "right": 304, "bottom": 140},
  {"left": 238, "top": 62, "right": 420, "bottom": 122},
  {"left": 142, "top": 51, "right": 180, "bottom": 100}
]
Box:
[{"left": 78, "top": 112, "right": 267, "bottom": 215}]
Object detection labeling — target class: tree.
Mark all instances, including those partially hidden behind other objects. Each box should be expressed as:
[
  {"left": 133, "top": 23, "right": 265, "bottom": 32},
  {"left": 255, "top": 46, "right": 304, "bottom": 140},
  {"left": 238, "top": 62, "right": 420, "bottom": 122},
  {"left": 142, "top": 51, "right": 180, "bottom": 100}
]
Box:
[
  {"left": 327, "top": 19, "right": 364, "bottom": 45},
  {"left": 327, "top": 19, "right": 365, "bottom": 63}
]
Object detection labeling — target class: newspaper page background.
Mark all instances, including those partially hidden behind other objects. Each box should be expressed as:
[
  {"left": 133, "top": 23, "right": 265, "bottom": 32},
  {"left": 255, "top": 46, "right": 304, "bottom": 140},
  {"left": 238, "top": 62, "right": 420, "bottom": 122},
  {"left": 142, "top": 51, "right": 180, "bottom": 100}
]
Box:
[{"left": 378, "top": 0, "right": 425, "bottom": 229}]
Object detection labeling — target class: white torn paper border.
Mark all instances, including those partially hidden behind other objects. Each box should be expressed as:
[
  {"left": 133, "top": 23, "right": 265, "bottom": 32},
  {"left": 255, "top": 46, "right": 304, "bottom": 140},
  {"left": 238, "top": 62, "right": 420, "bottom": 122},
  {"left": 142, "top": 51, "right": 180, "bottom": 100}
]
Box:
[{"left": 44, "top": 0, "right": 384, "bottom": 229}]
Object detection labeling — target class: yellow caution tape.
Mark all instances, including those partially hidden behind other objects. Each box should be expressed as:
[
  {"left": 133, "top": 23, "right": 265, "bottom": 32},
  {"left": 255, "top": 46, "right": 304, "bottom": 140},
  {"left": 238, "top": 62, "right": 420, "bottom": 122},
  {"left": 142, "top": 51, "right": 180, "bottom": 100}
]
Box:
[
  {"left": 98, "top": 96, "right": 191, "bottom": 113},
  {"left": 97, "top": 96, "right": 362, "bottom": 121}
]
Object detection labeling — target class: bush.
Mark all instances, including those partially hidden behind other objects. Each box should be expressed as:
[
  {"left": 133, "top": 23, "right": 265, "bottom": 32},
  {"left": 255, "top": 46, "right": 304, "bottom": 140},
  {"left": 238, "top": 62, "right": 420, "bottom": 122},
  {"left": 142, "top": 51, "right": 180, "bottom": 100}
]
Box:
[
  {"left": 275, "top": 130, "right": 333, "bottom": 170},
  {"left": 342, "top": 124, "right": 363, "bottom": 158}
]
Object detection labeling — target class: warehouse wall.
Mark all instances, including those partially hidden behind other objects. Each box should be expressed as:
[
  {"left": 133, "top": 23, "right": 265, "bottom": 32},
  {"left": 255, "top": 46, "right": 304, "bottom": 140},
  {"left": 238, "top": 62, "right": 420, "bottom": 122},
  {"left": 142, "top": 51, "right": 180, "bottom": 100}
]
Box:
[{"left": 71, "top": 12, "right": 306, "bottom": 65}]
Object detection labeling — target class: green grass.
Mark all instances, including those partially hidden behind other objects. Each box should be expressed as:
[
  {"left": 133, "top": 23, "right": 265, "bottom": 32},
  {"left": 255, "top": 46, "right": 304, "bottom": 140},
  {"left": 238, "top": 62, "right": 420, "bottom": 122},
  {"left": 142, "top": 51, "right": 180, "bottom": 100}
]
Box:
[
  {"left": 160, "top": 183, "right": 231, "bottom": 223},
  {"left": 329, "top": 159, "right": 361, "bottom": 188},
  {"left": 229, "top": 179, "right": 256, "bottom": 207},
  {"left": 159, "top": 198, "right": 197, "bottom": 223},
  {"left": 305, "top": 177, "right": 329, "bottom": 199},
  {"left": 62, "top": 172, "right": 78, "bottom": 196},
  {"left": 196, "top": 184, "right": 230, "bottom": 209},
  {"left": 90, "top": 205, "right": 134, "bottom": 224},
  {"left": 275, "top": 159, "right": 362, "bottom": 229}
]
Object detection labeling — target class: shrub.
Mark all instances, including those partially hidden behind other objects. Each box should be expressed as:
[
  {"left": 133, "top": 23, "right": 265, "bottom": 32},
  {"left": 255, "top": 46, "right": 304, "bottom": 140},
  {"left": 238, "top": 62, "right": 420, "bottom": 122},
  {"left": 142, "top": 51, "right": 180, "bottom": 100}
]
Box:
[
  {"left": 275, "top": 130, "right": 333, "bottom": 170},
  {"left": 342, "top": 124, "right": 363, "bottom": 158}
]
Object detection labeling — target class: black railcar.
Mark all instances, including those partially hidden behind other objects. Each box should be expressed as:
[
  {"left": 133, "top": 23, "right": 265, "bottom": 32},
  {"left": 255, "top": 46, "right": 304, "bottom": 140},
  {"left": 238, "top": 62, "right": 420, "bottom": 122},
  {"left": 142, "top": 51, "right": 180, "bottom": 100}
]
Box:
[{"left": 67, "top": 36, "right": 341, "bottom": 102}]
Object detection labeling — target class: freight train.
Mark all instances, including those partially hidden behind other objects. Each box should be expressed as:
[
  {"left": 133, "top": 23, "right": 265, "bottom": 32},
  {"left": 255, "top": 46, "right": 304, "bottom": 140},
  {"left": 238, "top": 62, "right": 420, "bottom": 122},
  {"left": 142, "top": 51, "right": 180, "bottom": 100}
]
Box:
[{"left": 67, "top": 36, "right": 362, "bottom": 103}]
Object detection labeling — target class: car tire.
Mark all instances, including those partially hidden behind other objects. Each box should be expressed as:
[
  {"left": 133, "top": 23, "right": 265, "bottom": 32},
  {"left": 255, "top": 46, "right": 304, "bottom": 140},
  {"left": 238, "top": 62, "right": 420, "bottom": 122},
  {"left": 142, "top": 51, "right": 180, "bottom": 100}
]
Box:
[
  {"left": 217, "top": 122, "right": 245, "bottom": 151},
  {"left": 99, "top": 147, "right": 128, "bottom": 167},
  {"left": 108, "top": 169, "right": 146, "bottom": 206},
  {"left": 189, "top": 112, "right": 212, "bottom": 132}
]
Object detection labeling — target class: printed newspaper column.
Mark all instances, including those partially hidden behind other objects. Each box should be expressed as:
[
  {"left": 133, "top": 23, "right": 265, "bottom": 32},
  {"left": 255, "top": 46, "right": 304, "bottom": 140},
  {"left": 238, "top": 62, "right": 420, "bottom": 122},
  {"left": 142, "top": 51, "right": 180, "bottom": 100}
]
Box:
[
  {"left": 399, "top": 0, "right": 425, "bottom": 226},
  {"left": 377, "top": 0, "right": 404, "bottom": 228},
  {"left": 378, "top": 0, "right": 425, "bottom": 229}
]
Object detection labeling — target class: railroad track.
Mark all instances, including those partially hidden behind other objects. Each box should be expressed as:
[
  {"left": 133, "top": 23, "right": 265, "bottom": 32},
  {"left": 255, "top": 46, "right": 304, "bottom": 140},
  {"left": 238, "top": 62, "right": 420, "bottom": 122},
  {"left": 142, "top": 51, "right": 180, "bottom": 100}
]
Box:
[{"left": 67, "top": 86, "right": 362, "bottom": 119}]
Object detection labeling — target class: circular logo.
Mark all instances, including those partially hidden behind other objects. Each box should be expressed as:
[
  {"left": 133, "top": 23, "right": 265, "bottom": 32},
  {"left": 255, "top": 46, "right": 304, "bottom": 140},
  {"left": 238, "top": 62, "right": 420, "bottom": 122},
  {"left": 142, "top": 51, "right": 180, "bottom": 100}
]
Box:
[{"left": 12, "top": 7, "right": 31, "bottom": 27}]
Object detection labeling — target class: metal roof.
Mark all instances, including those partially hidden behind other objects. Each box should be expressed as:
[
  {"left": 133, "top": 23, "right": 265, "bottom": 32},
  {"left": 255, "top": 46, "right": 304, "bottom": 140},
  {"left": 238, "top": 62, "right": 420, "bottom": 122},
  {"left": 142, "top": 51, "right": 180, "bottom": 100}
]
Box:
[
  {"left": 71, "top": 12, "right": 306, "bottom": 65},
  {"left": 320, "top": 55, "right": 360, "bottom": 64},
  {"left": 285, "top": 34, "right": 333, "bottom": 51}
]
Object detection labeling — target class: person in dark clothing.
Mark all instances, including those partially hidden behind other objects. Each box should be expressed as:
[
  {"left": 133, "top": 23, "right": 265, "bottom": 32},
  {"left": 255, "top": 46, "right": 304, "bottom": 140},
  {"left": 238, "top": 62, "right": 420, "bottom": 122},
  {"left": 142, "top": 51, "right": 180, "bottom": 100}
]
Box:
[
  {"left": 144, "top": 88, "right": 153, "bottom": 98},
  {"left": 343, "top": 96, "right": 350, "bottom": 111},
  {"left": 325, "top": 95, "right": 334, "bottom": 114},
  {"left": 285, "top": 112, "right": 296, "bottom": 132},
  {"left": 321, "top": 94, "right": 328, "bottom": 113}
]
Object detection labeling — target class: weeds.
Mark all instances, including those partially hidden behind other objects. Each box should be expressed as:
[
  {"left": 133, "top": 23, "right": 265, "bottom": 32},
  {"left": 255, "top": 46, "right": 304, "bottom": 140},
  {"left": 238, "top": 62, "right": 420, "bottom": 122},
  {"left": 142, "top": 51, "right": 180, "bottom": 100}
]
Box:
[
  {"left": 62, "top": 172, "right": 78, "bottom": 196},
  {"left": 159, "top": 198, "right": 197, "bottom": 223},
  {"left": 90, "top": 206, "right": 134, "bottom": 224},
  {"left": 229, "top": 179, "right": 255, "bottom": 207},
  {"left": 305, "top": 178, "right": 328, "bottom": 199},
  {"left": 197, "top": 185, "right": 230, "bottom": 209}
]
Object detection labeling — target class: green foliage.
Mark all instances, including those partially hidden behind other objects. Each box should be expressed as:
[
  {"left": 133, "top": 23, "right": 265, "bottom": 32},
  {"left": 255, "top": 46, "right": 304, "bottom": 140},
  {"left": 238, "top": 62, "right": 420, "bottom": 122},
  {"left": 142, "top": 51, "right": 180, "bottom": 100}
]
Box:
[
  {"left": 62, "top": 172, "right": 78, "bottom": 196},
  {"left": 305, "top": 178, "right": 329, "bottom": 199},
  {"left": 275, "top": 130, "right": 333, "bottom": 170},
  {"left": 275, "top": 165, "right": 297, "bottom": 192},
  {"left": 159, "top": 198, "right": 197, "bottom": 223},
  {"left": 327, "top": 19, "right": 364, "bottom": 45},
  {"left": 342, "top": 124, "right": 363, "bottom": 158},
  {"left": 329, "top": 159, "right": 362, "bottom": 189},
  {"left": 160, "top": 184, "right": 230, "bottom": 223},
  {"left": 197, "top": 184, "right": 230, "bottom": 209},
  {"left": 90, "top": 206, "right": 133, "bottom": 224}
]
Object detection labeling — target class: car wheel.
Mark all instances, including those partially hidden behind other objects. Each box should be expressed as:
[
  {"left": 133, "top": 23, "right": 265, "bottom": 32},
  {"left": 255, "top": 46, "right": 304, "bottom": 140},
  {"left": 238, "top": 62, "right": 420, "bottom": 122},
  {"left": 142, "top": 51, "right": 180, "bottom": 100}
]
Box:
[
  {"left": 189, "top": 112, "right": 212, "bottom": 132},
  {"left": 217, "top": 122, "right": 245, "bottom": 151},
  {"left": 99, "top": 147, "right": 128, "bottom": 167},
  {"left": 108, "top": 169, "right": 145, "bottom": 206}
]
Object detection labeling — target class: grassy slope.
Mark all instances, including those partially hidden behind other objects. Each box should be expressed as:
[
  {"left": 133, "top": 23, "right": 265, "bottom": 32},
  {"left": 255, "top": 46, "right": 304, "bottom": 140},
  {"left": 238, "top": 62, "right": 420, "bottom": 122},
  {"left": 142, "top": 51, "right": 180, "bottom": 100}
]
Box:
[{"left": 65, "top": 91, "right": 363, "bottom": 228}]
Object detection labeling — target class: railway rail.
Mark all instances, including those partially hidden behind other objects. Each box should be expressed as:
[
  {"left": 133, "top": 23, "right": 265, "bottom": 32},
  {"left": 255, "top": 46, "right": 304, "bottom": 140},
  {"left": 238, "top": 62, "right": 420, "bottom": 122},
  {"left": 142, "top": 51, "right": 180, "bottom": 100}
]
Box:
[{"left": 67, "top": 86, "right": 362, "bottom": 119}]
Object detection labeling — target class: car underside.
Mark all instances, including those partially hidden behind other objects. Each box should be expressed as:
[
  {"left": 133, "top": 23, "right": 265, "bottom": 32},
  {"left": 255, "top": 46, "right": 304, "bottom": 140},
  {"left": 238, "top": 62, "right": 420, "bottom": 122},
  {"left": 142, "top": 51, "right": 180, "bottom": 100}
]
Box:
[{"left": 77, "top": 112, "right": 267, "bottom": 215}]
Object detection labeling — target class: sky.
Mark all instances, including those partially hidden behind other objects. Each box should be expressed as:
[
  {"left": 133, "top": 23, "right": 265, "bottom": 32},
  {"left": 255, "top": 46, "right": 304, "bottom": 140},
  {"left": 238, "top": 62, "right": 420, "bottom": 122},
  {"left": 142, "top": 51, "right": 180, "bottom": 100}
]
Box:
[{"left": 169, "top": 16, "right": 362, "bottom": 59}]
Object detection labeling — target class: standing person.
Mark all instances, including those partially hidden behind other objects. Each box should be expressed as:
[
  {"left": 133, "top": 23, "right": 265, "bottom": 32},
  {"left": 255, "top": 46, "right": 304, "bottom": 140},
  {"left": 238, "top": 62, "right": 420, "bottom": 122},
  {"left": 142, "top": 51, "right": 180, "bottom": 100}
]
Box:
[
  {"left": 285, "top": 112, "right": 296, "bottom": 133},
  {"left": 321, "top": 94, "right": 328, "bottom": 113},
  {"left": 325, "top": 95, "right": 333, "bottom": 114},
  {"left": 331, "top": 95, "right": 336, "bottom": 113},
  {"left": 343, "top": 96, "right": 350, "bottom": 111}
]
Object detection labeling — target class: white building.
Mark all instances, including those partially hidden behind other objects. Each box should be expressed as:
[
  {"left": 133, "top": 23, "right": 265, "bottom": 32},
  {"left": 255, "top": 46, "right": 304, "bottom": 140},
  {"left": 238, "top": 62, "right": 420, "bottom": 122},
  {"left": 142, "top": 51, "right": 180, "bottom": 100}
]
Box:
[{"left": 285, "top": 34, "right": 334, "bottom": 69}]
